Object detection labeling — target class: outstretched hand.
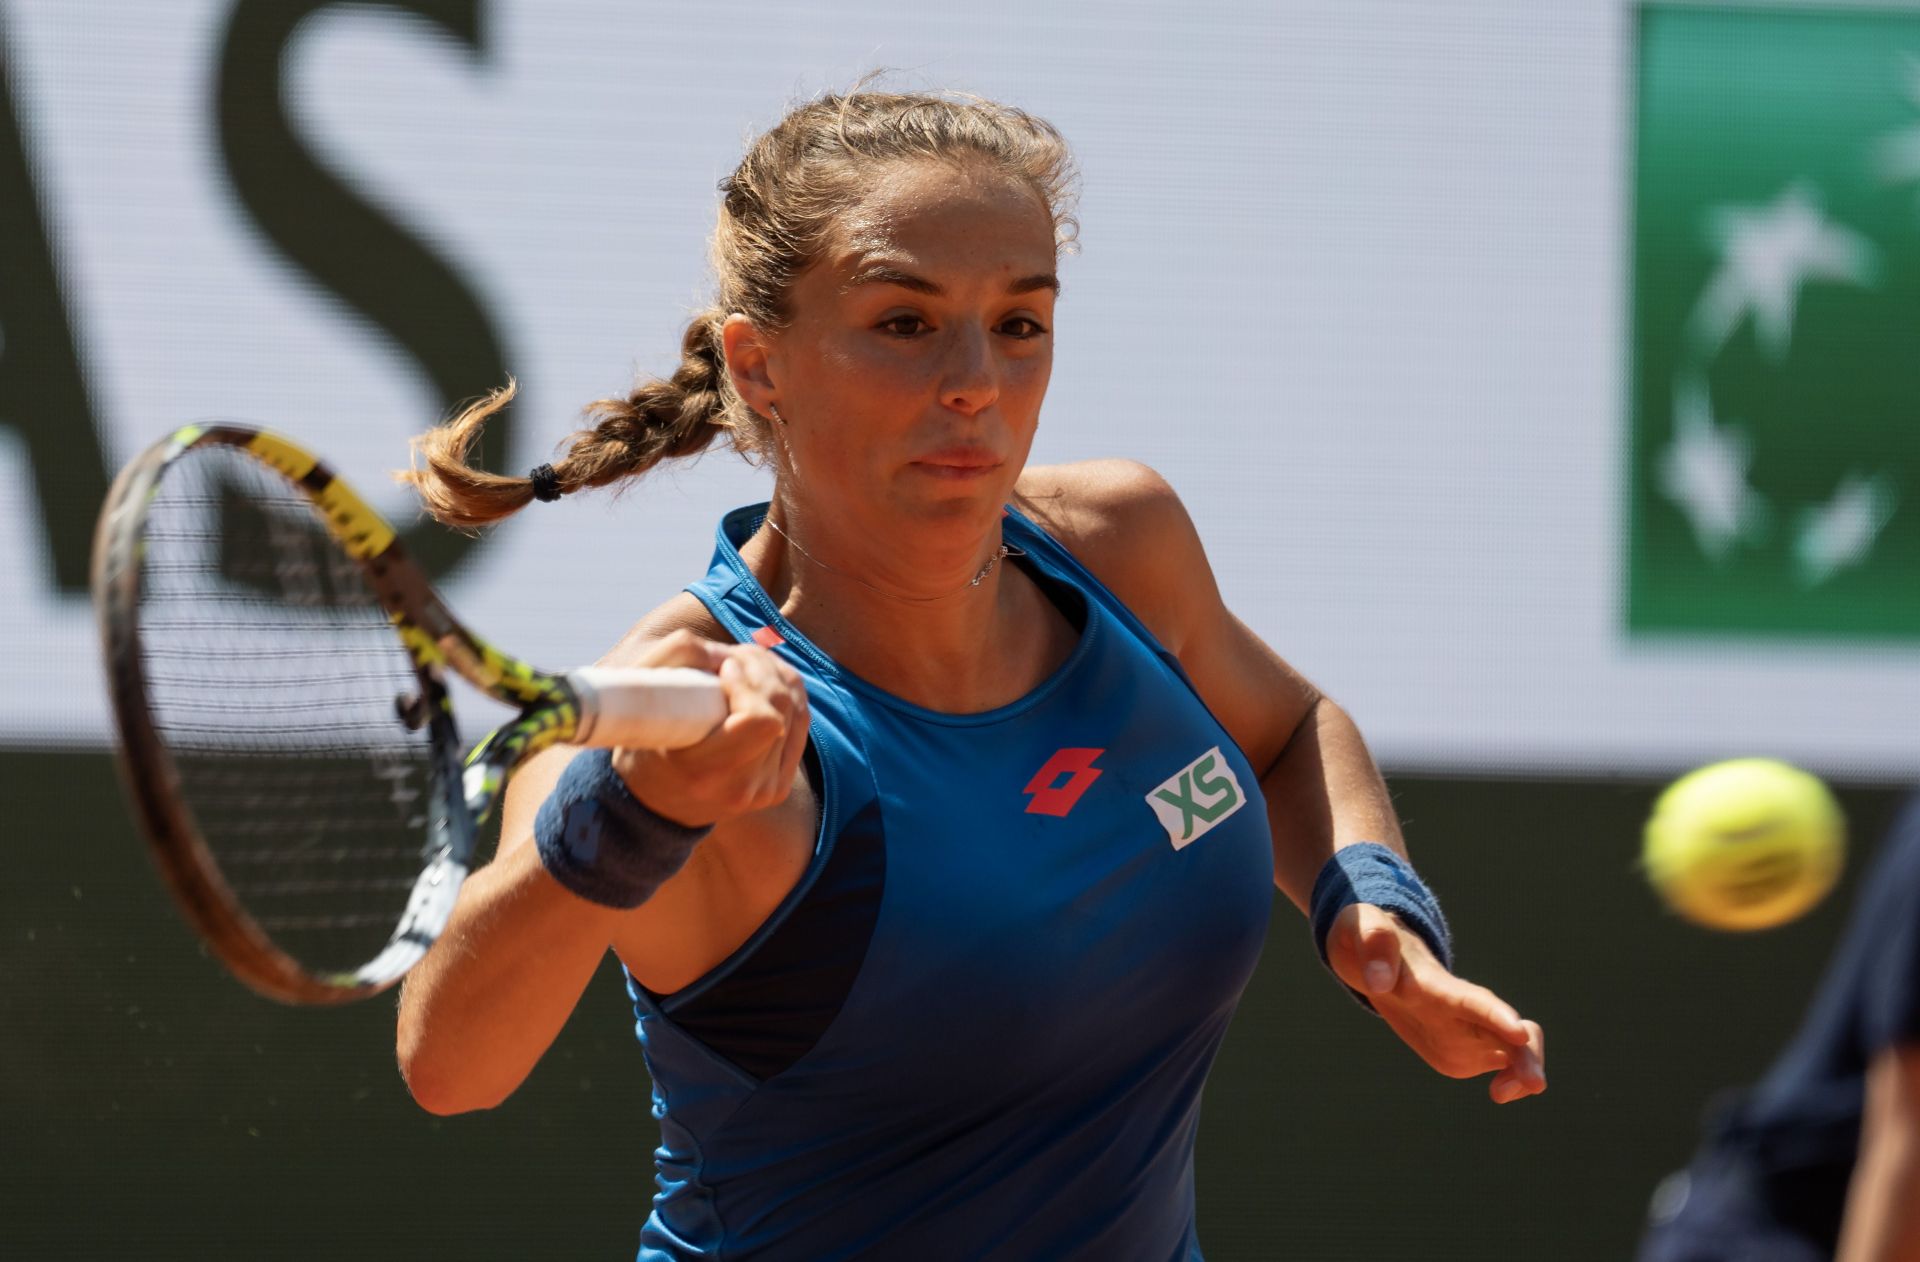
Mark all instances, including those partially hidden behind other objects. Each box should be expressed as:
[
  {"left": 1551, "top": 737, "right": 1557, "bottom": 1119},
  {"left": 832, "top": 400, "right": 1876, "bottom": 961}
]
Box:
[{"left": 1325, "top": 903, "right": 1546, "bottom": 1105}]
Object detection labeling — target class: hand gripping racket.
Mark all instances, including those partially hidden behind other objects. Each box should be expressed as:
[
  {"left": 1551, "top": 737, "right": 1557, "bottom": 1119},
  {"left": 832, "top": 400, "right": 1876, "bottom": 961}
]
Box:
[{"left": 91, "top": 425, "right": 727, "bottom": 1004}]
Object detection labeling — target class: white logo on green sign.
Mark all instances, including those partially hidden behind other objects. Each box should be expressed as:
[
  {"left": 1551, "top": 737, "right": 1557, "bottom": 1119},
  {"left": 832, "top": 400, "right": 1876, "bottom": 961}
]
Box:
[{"left": 1630, "top": 5, "right": 1920, "bottom": 639}]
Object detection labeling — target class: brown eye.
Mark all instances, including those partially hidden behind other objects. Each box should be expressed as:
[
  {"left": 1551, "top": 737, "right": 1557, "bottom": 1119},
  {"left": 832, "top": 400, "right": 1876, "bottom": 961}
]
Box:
[
  {"left": 879, "top": 315, "right": 929, "bottom": 337},
  {"left": 999, "top": 317, "right": 1048, "bottom": 339}
]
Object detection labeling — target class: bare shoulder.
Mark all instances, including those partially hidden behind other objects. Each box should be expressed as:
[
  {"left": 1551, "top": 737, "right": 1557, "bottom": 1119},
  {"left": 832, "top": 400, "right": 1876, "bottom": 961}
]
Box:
[
  {"left": 597, "top": 591, "right": 735, "bottom": 667},
  {"left": 1013, "top": 459, "right": 1213, "bottom": 654},
  {"left": 1013, "top": 458, "right": 1186, "bottom": 550}
]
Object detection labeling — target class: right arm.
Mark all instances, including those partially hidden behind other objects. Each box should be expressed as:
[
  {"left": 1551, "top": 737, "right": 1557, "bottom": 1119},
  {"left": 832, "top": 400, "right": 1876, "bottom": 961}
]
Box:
[
  {"left": 395, "top": 617, "right": 815, "bottom": 1115},
  {"left": 1836, "top": 1042, "right": 1920, "bottom": 1262}
]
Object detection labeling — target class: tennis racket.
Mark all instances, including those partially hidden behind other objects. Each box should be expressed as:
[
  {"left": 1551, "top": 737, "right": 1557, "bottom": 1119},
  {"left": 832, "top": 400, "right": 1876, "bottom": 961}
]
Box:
[{"left": 91, "top": 424, "right": 727, "bottom": 1005}]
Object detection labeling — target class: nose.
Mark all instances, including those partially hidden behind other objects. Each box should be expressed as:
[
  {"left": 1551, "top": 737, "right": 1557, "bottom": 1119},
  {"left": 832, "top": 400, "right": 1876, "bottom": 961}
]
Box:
[{"left": 940, "top": 324, "right": 1000, "bottom": 417}]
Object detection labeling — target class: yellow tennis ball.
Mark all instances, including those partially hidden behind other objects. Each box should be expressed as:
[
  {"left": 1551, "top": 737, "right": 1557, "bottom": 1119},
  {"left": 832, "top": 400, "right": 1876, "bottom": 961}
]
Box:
[{"left": 1643, "top": 758, "right": 1845, "bottom": 932}]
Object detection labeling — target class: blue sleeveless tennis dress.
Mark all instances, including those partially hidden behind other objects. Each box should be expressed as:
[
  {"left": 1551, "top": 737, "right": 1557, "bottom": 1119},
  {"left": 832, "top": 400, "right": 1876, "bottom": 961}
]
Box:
[{"left": 632, "top": 503, "right": 1275, "bottom": 1261}]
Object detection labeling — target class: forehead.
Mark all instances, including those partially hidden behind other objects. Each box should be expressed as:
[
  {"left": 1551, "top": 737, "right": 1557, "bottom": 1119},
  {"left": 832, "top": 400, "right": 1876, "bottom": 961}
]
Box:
[{"left": 824, "top": 160, "right": 1057, "bottom": 280}]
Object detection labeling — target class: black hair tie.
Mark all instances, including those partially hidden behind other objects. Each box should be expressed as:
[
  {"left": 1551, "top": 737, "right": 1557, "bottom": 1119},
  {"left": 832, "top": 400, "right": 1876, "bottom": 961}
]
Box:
[{"left": 527, "top": 463, "right": 563, "bottom": 503}]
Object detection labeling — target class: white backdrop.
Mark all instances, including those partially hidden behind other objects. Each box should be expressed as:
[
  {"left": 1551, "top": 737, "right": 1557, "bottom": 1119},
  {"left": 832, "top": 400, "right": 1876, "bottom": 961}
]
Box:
[{"left": 3, "top": 0, "right": 1915, "bottom": 776}]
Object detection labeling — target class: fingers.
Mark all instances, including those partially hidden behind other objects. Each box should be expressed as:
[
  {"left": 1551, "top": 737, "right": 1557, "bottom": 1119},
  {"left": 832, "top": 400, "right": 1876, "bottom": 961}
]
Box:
[
  {"left": 700, "top": 646, "right": 806, "bottom": 806},
  {"left": 713, "top": 647, "right": 807, "bottom": 807},
  {"left": 716, "top": 650, "right": 788, "bottom": 756},
  {"left": 1431, "top": 979, "right": 1542, "bottom": 1091},
  {"left": 1364, "top": 943, "right": 1547, "bottom": 1098},
  {"left": 613, "top": 633, "right": 809, "bottom": 826},
  {"left": 1453, "top": 981, "right": 1529, "bottom": 1047},
  {"left": 1328, "top": 900, "right": 1549, "bottom": 1106},
  {"left": 1358, "top": 909, "right": 1531, "bottom": 1053},
  {"left": 1488, "top": 1020, "right": 1547, "bottom": 1104},
  {"left": 634, "top": 627, "right": 733, "bottom": 674}
]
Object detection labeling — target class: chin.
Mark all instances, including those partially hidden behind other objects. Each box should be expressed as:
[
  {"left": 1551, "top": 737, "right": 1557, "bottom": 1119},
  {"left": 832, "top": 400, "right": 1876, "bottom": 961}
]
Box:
[{"left": 897, "top": 481, "right": 1014, "bottom": 524}]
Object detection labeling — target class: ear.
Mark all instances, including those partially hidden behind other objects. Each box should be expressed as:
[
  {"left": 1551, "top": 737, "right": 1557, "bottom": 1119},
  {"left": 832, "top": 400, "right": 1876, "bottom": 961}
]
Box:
[{"left": 721, "top": 313, "right": 779, "bottom": 419}]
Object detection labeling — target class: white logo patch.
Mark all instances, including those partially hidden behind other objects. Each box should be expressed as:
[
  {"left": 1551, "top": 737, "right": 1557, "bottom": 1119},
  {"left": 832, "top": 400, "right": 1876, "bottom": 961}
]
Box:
[{"left": 1145, "top": 745, "right": 1247, "bottom": 850}]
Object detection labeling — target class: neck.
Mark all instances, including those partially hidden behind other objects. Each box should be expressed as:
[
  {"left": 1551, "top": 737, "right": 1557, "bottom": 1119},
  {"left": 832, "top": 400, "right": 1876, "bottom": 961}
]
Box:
[
  {"left": 743, "top": 498, "right": 1060, "bottom": 713},
  {"left": 761, "top": 515, "right": 1018, "bottom": 604}
]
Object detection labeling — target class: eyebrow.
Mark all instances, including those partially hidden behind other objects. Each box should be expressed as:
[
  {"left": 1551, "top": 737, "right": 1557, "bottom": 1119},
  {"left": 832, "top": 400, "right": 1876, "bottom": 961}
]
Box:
[{"left": 840, "top": 263, "right": 1060, "bottom": 297}]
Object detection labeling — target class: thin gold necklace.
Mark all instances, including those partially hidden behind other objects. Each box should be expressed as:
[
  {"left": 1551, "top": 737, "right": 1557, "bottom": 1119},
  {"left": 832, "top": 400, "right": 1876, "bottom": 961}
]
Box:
[{"left": 761, "top": 515, "right": 1024, "bottom": 605}]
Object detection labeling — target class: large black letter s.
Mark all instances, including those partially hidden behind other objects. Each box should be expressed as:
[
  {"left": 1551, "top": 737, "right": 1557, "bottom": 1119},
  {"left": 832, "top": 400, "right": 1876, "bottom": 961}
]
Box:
[{"left": 218, "top": 0, "right": 511, "bottom": 581}]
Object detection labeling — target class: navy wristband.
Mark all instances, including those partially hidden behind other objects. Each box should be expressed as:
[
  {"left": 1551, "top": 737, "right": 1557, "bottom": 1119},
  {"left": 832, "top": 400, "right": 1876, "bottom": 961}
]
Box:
[
  {"left": 533, "top": 749, "right": 712, "bottom": 909},
  {"left": 1309, "top": 842, "right": 1454, "bottom": 1007}
]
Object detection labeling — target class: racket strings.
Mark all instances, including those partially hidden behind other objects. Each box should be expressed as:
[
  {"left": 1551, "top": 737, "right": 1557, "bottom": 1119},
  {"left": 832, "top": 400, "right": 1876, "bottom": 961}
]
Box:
[
  {"left": 138, "top": 645, "right": 426, "bottom": 662},
  {"left": 125, "top": 668, "right": 433, "bottom": 690},
  {"left": 136, "top": 446, "right": 444, "bottom": 977}
]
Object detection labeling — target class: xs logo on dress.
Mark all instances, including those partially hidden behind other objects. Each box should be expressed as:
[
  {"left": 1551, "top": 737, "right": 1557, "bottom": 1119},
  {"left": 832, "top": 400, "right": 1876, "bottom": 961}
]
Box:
[{"left": 1147, "top": 747, "right": 1246, "bottom": 849}]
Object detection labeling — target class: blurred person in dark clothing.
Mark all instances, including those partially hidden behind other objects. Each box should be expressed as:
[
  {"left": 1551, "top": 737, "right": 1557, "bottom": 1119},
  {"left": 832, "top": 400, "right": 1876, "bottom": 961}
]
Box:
[{"left": 1639, "top": 793, "right": 1920, "bottom": 1261}]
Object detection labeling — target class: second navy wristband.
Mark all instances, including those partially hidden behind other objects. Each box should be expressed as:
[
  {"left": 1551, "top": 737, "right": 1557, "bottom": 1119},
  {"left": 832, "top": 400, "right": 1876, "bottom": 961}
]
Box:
[{"left": 1309, "top": 842, "right": 1454, "bottom": 1006}]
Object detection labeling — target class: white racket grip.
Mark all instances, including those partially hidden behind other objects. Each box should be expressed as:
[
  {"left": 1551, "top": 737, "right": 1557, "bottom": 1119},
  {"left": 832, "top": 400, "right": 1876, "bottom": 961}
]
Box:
[{"left": 568, "top": 666, "right": 728, "bottom": 751}]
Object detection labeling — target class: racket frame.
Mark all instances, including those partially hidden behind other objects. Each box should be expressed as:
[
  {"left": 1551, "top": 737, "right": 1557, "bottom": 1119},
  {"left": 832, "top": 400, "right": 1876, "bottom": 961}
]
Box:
[{"left": 94, "top": 424, "right": 589, "bottom": 1004}]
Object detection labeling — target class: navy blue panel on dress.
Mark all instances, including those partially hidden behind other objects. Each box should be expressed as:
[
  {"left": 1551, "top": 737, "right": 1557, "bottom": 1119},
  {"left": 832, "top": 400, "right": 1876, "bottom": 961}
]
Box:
[{"left": 647, "top": 764, "right": 886, "bottom": 1082}]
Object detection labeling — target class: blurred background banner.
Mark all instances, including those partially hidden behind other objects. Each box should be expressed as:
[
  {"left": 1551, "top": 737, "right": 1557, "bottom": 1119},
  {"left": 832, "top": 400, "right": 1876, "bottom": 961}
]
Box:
[
  {"left": 6, "top": 2, "right": 1920, "bottom": 1260},
  {"left": 2, "top": 0, "right": 1915, "bottom": 777},
  {"left": 1630, "top": 4, "right": 1920, "bottom": 642}
]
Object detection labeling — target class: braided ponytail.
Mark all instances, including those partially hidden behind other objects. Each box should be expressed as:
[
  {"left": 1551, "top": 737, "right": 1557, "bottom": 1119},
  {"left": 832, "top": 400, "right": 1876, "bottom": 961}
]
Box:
[{"left": 401, "top": 312, "right": 740, "bottom": 529}]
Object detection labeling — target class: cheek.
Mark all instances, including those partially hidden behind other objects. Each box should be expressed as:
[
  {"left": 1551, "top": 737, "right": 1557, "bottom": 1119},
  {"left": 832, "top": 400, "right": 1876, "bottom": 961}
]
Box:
[
  {"left": 812, "top": 335, "right": 935, "bottom": 403},
  {"left": 1004, "top": 352, "right": 1052, "bottom": 414},
  {"left": 788, "top": 352, "right": 916, "bottom": 465}
]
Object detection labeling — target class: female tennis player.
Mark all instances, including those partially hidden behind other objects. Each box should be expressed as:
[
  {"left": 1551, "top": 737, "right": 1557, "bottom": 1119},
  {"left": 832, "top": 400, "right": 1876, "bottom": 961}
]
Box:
[{"left": 394, "top": 89, "right": 1545, "bottom": 1261}]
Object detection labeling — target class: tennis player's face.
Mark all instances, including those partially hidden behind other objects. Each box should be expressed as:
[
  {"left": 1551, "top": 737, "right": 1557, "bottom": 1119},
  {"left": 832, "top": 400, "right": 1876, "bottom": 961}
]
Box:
[{"left": 771, "top": 161, "right": 1058, "bottom": 527}]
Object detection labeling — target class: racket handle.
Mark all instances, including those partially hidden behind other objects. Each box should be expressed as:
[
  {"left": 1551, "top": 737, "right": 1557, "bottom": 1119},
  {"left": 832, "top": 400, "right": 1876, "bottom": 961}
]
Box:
[{"left": 568, "top": 666, "right": 728, "bottom": 750}]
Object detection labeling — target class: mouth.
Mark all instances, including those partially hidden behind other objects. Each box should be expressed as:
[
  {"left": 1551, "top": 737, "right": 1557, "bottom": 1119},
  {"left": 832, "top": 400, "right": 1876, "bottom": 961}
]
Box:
[{"left": 910, "top": 447, "right": 1003, "bottom": 480}]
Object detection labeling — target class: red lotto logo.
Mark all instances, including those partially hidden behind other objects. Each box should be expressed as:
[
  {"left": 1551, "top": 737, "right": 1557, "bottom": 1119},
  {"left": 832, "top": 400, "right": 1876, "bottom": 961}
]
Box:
[{"left": 1023, "top": 748, "right": 1105, "bottom": 817}]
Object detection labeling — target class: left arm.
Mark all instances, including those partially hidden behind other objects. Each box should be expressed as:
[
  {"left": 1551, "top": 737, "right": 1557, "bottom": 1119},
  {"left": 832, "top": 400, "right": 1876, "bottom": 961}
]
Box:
[
  {"left": 1019, "top": 459, "right": 1415, "bottom": 899},
  {"left": 1017, "top": 459, "right": 1545, "bottom": 1103},
  {"left": 1216, "top": 646, "right": 1402, "bottom": 914}
]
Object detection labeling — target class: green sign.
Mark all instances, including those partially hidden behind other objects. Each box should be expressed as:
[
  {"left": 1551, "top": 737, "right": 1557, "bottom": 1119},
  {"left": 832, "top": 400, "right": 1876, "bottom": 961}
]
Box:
[{"left": 1629, "top": 4, "right": 1920, "bottom": 639}]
